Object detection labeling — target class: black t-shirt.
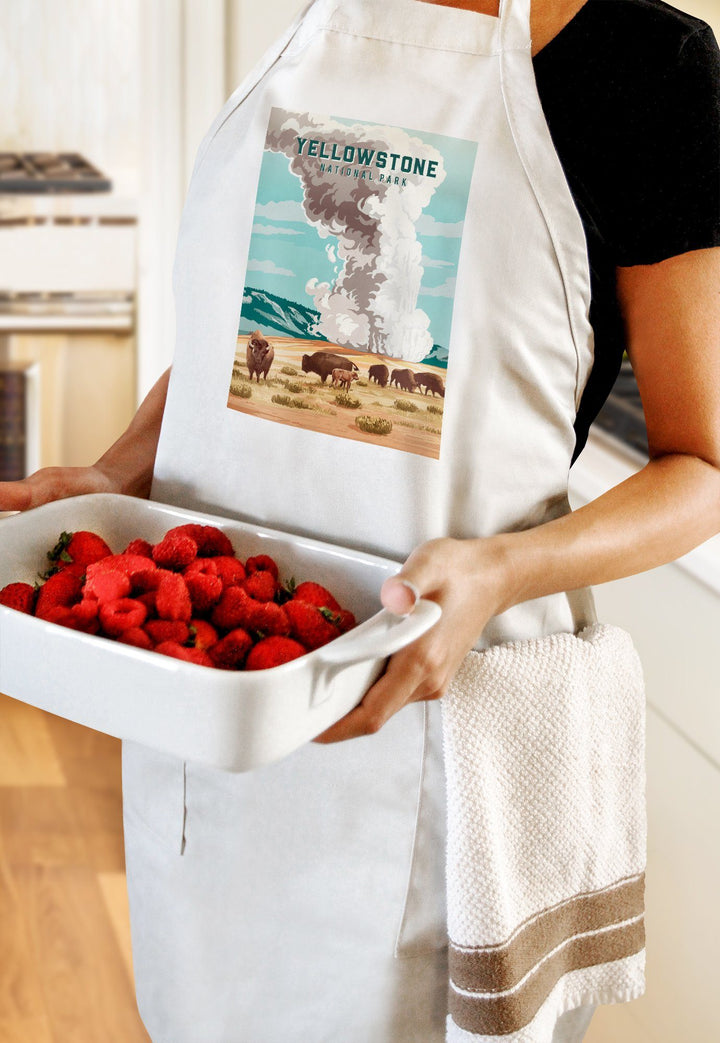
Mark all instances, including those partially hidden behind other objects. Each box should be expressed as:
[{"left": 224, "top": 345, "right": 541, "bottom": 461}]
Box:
[{"left": 531, "top": 0, "right": 720, "bottom": 463}]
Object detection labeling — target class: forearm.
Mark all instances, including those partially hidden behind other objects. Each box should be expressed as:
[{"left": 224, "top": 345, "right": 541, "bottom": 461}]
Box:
[
  {"left": 94, "top": 368, "right": 170, "bottom": 499},
  {"left": 493, "top": 453, "right": 720, "bottom": 613}
]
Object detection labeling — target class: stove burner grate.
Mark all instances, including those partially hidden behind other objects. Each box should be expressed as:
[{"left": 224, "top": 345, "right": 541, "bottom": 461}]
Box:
[{"left": 0, "top": 152, "right": 112, "bottom": 193}]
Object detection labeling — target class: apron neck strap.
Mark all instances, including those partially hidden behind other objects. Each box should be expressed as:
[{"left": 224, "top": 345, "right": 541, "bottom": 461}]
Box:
[
  {"left": 305, "top": 0, "right": 531, "bottom": 56},
  {"left": 499, "top": 0, "right": 532, "bottom": 51}
]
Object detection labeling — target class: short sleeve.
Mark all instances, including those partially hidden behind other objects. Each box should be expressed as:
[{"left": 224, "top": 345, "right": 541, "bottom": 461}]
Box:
[{"left": 611, "top": 24, "right": 720, "bottom": 266}]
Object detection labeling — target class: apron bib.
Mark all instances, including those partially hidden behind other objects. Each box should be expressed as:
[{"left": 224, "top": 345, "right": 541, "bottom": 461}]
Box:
[{"left": 123, "top": 1, "right": 599, "bottom": 1039}]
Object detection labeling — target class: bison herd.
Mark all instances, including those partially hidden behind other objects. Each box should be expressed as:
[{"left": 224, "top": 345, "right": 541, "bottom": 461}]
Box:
[
  {"left": 243, "top": 334, "right": 445, "bottom": 399},
  {"left": 300, "top": 351, "right": 446, "bottom": 398}
]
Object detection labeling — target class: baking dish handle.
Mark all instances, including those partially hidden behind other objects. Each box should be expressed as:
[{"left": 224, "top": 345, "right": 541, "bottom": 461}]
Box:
[
  {"left": 310, "top": 599, "right": 442, "bottom": 708},
  {"left": 315, "top": 598, "right": 442, "bottom": 668}
]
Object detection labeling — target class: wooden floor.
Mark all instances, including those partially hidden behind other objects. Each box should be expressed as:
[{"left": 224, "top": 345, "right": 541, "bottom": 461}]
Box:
[
  {"left": 0, "top": 689, "right": 648, "bottom": 1042},
  {"left": 0, "top": 692, "right": 150, "bottom": 1043}
]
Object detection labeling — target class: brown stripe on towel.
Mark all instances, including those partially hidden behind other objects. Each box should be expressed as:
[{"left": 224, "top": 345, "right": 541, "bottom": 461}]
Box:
[
  {"left": 449, "top": 918, "right": 645, "bottom": 1036},
  {"left": 450, "top": 872, "right": 645, "bottom": 992}
]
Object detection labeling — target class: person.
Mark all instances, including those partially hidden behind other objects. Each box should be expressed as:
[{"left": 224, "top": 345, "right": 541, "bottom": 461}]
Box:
[{"left": 2, "top": 0, "right": 719, "bottom": 1040}]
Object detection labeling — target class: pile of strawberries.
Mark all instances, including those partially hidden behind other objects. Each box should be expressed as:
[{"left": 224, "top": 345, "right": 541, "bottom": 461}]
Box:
[{"left": 0, "top": 524, "right": 357, "bottom": 670}]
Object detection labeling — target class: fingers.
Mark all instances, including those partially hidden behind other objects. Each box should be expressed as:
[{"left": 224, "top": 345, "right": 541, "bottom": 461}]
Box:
[
  {"left": 380, "top": 537, "right": 455, "bottom": 616},
  {"left": 312, "top": 645, "right": 443, "bottom": 744},
  {"left": 0, "top": 465, "right": 113, "bottom": 514},
  {"left": 380, "top": 577, "right": 420, "bottom": 615},
  {"left": 0, "top": 480, "right": 33, "bottom": 513}
]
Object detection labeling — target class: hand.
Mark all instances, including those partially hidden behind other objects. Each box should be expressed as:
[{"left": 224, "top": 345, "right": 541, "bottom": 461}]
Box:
[
  {"left": 0, "top": 463, "right": 120, "bottom": 514},
  {"left": 313, "top": 535, "right": 510, "bottom": 744},
  {"left": 0, "top": 368, "right": 171, "bottom": 514}
]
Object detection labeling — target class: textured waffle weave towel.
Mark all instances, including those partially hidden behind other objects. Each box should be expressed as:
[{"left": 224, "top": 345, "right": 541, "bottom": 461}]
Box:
[{"left": 442, "top": 623, "right": 647, "bottom": 1042}]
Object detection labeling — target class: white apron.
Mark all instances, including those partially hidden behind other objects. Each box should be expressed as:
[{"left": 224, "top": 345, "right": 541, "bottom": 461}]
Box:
[{"left": 122, "top": 1, "right": 599, "bottom": 1039}]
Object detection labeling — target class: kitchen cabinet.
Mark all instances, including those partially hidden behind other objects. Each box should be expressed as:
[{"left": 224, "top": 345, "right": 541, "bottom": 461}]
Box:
[{"left": 4, "top": 332, "right": 135, "bottom": 470}]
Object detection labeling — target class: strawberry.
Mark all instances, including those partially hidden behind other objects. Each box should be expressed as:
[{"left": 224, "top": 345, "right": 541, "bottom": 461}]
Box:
[
  {"left": 152, "top": 533, "right": 198, "bottom": 571},
  {"left": 35, "top": 570, "right": 84, "bottom": 620},
  {"left": 83, "top": 570, "right": 131, "bottom": 604},
  {"left": 245, "top": 554, "right": 279, "bottom": 581},
  {"left": 86, "top": 554, "right": 155, "bottom": 583},
  {"left": 292, "top": 581, "right": 341, "bottom": 613},
  {"left": 0, "top": 582, "right": 37, "bottom": 615},
  {"left": 335, "top": 608, "right": 357, "bottom": 633},
  {"left": 211, "top": 587, "right": 289, "bottom": 636},
  {"left": 248, "top": 600, "right": 291, "bottom": 637},
  {"left": 118, "top": 627, "right": 153, "bottom": 650},
  {"left": 212, "top": 556, "right": 247, "bottom": 589},
  {"left": 242, "top": 570, "right": 277, "bottom": 602},
  {"left": 245, "top": 636, "right": 306, "bottom": 670},
  {"left": 136, "top": 591, "right": 158, "bottom": 618},
  {"left": 47, "top": 530, "right": 112, "bottom": 573},
  {"left": 131, "top": 567, "right": 163, "bottom": 593},
  {"left": 155, "top": 572, "right": 192, "bottom": 623},
  {"left": 184, "top": 561, "right": 223, "bottom": 613},
  {"left": 155, "top": 641, "right": 214, "bottom": 667},
  {"left": 145, "top": 619, "right": 190, "bottom": 645},
  {"left": 184, "top": 558, "right": 218, "bottom": 578},
  {"left": 124, "top": 538, "right": 154, "bottom": 558},
  {"left": 284, "top": 599, "right": 340, "bottom": 650},
  {"left": 99, "top": 598, "right": 148, "bottom": 636},
  {"left": 73, "top": 598, "right": 99, "bottom": 624},
  {"left": 45, "top": 604, "right": 100, "bottom": 634},
  {"left": 210, "top": 586, "right": 255, "bottom": 631},
  {"left": 208, "top": 628, "right": 252, "bottom": 669},
  {"left": 166, "top": 524, "right": 234, "bottom": 558},
  {"left": 188, "top": 619, "right": 218, "bottom": 652}
]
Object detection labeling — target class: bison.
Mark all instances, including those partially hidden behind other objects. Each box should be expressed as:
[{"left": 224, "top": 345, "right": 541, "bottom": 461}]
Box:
[
  {"left": 246, "top": 329, "right": 274, "bottom": 382},
  {"left": 390, "top": 368, "right": 417, "bottom": 393},
  {"left": 332, "top": 368, "right": 359, "bottom": 390},
  {"left": 368, "top": 363, "right": 389, "bottom": 388},
  {"left": 415, "top": 371, "right": 445, "bottom": 398},
  {"left": 301, "top": 351, "right": 359, "bottom": 384}
]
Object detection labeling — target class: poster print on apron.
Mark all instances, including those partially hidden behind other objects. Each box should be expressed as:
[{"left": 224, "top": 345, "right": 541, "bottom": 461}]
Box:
[{"left": 226, "top": 107, "right": 478, "bottom": 459}]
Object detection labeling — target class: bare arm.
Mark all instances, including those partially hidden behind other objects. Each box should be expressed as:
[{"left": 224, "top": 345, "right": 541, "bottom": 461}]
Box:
[
  {"left": 0, "top": 368, "right": 170, "bottom": 512},
  {"left": 316, "top": 247, "right": 720, "bottom": 742},
  {"left": 494, "top": 247, "right": 720, "bottom": 607}
]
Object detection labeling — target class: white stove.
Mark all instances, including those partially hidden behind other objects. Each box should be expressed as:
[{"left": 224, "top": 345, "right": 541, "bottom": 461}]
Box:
[
  {"left": 0, "top": 163, "right": 137, "bottom": 330},
  {"left": 0, "top": 156, "right": 138, "bottom": 478}
]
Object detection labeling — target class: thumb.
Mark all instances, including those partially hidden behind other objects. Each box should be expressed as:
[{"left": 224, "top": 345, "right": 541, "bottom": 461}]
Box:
[{"left": 380, "top": 575, "right": 422, "bottom": 616}]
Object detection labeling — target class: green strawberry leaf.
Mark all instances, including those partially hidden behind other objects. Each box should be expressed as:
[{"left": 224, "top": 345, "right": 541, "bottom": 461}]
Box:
[
  {"left": 47, "top": 531, "right": 74, "bottom": 564},
  {"left": 275, "top": 576, "right": 296, "bottom": 605}
]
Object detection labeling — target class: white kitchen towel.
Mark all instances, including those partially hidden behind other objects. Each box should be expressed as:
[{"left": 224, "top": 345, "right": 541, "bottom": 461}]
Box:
[{"left": 441, "top": 622, "right": 647, "bottom": 1042}]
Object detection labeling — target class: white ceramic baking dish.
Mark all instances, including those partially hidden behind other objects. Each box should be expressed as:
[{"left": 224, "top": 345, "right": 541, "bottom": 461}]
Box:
[{"left": 0, "top": 494, "right": 441, "bottom": 771}]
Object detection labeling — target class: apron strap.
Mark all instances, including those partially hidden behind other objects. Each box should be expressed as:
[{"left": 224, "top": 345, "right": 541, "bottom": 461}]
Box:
[
  {"left": 306, "top": 0, "right": 511, "bottom": 57},
  {"left": 499, "top": 0, "right": 532, "bottom": 52}
]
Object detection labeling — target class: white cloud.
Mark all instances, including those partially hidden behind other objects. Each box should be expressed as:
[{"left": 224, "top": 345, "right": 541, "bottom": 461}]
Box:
[
  {"left": 416, "top": 214, "right": 464, "bottom": 237},
  {"left": 252, "top": 222, "right": 303, "bottom": 236},
  {"left": 419, "top": 277, "right": 456, "bottom": 298},
  {"left": 247, "top": 258, "right": 295, "bottom": 277},
  {"left": 421, "top": 255, "right": 454, "bottom": 269},
  {"left": 255, "top": 199, "right": 307, "bottom": 223}
]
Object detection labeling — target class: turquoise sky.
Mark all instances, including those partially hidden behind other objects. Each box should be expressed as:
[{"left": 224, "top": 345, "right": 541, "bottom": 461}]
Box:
[{"left": 241, "top": 114, "right": 478, "bottom": 356}]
